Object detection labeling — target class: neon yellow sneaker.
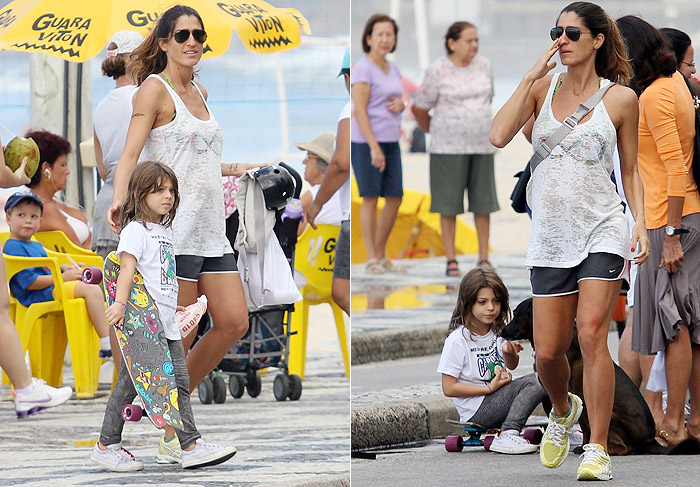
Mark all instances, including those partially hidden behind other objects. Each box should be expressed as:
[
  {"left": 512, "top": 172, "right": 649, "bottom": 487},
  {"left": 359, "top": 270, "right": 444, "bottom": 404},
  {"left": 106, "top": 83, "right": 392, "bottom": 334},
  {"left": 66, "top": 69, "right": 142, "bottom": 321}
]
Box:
[
  {"left": 540, "top": 392, "right": 583, "bottom": 468},
  {"left": 577, "top": 443, "right": 612, "bottom": 481},
  {"left": 157, "top": 435, "right": 182, "bottom": 464}
]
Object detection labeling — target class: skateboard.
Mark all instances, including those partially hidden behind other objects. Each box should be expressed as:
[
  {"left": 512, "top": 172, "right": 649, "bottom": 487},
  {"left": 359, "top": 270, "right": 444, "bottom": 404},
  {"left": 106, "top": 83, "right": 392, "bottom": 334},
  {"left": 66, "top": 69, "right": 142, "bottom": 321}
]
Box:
[
  {"left": 444, "top": 416, "right": 547, "bottom": 452},
  {"left": 102, "top": 251, "right": 184, "bottom": 430}
]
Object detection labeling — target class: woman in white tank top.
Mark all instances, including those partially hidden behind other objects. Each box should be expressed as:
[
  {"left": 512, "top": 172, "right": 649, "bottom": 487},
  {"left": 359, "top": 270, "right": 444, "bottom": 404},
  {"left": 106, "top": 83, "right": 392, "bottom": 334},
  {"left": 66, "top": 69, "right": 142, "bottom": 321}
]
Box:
[
  {"left": 490, "top": 2, "right": 648, "bottom": 480},
  {"left": 107, "top": 6, "right": 263, "bottom": 449}
]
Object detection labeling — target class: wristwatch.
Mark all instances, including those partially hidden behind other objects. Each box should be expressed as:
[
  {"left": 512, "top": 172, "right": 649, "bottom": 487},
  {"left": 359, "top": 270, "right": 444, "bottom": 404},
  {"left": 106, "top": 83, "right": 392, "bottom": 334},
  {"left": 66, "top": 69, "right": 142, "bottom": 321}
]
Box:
[{"left": 664, "top": 225, "right": 689, "bottom": 236}]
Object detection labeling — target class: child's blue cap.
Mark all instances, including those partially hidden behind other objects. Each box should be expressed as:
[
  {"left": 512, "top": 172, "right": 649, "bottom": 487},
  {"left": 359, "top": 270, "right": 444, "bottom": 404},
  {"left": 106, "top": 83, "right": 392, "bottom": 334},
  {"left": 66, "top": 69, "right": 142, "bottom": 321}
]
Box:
[
  {"left": 4, "top": 191, "right": 43, "bottom": 213},
  {"left": 337, "top": 47, "right": 350, "bottom": 77}
]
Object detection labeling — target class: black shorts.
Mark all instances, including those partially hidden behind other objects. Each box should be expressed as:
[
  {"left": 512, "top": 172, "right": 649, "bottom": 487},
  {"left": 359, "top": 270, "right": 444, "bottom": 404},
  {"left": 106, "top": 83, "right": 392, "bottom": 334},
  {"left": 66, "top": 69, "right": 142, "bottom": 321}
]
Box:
[
  {"left": 175, "top": 254, "right": 238, "bottom": 282},
  {"left": 530, "top": 252, "right": 629, "bottom": 297}
]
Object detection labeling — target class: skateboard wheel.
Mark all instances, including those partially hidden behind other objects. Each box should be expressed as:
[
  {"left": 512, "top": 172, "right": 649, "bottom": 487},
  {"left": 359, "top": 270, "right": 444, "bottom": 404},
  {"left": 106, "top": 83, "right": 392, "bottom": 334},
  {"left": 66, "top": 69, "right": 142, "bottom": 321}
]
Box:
[
  {"left": 523, "top": 427, "right": 543, "bottom": 445},
  {"left": 82, "top": 267, "right": 102, "bottom": 284},
  {"left": 445, "top": 435, "right": 464, "bottom": 452},
  {"left": 483, "top": 435, "right": 495, "bottom": 451},
  {"left": 273, "top": 374, "right": 290, "bottom": 402},
  {"left": 288, "top": 374, "right": 302, "bottom": 401},
  {"left": 229, "top": 375, "right": 244, "bottom": 399},
  {"left": 122, "top": 404, "right": 143, "bottom": 422}
]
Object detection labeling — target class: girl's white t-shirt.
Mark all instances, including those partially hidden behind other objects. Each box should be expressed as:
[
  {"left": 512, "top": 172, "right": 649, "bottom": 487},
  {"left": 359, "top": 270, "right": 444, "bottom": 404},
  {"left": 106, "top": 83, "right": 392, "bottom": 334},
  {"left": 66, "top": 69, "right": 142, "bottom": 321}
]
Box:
[
  {"left": 437, "top": 326, "right": 505, "bottom": 422},
  {"left": 117, "top": 221, "right": 180, "bottom": 340}
]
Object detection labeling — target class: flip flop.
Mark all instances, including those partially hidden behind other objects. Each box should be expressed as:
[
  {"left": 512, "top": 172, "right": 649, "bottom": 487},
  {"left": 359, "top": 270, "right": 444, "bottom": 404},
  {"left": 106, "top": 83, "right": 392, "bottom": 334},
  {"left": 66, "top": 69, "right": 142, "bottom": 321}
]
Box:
[{"left": 365, "top": 258, "right": 385, "bottom": 274}]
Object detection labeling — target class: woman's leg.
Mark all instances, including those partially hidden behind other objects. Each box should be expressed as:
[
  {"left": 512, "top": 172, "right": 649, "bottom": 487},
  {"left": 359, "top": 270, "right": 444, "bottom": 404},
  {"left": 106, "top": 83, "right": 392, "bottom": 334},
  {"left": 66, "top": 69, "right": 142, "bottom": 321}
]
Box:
[
  {"left": 474, "top": 213, "right": 490, "bottom": 263},
  {"left": 375, "top": 196, "right": 401, "bottom": 260},
  {"left": 618, "top": 306, "right": 641, "bottom": 387},
  {"left": 660, "top": 323, "right": 691, "bottom": 442},
  {"left": 533, "top": 294, "right": 578, "bottom": 416},
  {"left": 186, "top": 272, "right": 249, "bottom": 390},
  {"left": 687, "top": 343, "right": 700, "bottom": 439},
  {"left": 639, "top": 352, "right": 664, "bottom": 426},
  {"left": 360, "top": 197, "right": 379, "bottom": 262},
  {"left": 576, "top": 279, "right": 622, "bottom": 450},
  {"left": 440, "top": 215, "right": 457, "bottom": 264},
  {"left": 0, "top": 257, "right": 31, "bottom": 389}
]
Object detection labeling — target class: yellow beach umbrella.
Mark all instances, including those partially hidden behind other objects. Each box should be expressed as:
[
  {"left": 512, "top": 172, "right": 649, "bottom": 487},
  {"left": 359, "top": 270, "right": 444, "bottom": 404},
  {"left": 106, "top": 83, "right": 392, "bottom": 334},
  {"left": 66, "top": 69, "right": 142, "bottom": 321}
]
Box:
[{"left": 0, "top": 0, "right": 310, "bottom": 62}]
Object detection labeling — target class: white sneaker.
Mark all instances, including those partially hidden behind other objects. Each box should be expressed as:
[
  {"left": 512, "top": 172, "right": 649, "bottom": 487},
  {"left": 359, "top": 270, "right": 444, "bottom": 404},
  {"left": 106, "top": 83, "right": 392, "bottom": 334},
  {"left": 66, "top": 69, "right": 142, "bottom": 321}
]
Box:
[
  {"left": 490, "top": 431, "right": 538, "bottom": 454},
  {"left": 182, "top": 439, "right": 237, "bottom": 469},
  {"left": 14, "top": 378, "right": 73, "bottom": 418},
  {"left": 90, "top": 442, "right": 144, "bottom": 472},
  {"left": 157, "top": 435, "right": 182, "bottom": 464}
]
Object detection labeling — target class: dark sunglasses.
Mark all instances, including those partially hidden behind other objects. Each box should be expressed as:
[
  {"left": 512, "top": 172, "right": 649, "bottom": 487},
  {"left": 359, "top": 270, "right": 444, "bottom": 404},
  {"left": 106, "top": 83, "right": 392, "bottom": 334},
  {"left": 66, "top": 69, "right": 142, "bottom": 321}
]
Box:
[
  {"left": 550, "top": 26, "right": 588, "bottom": 42},
  {"left": 173, "top": 29, "right": 207, "bottom": 44}
]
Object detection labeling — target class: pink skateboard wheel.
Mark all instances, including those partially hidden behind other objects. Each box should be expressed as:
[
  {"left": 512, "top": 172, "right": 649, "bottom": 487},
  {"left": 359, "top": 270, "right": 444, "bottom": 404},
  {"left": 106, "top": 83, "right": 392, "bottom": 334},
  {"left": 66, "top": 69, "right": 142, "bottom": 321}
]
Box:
[
  {"left": 122, "top": 404, "right": 143, "bottom": 422},
  {"left": 82, "top": 267, "right": 102, "bottom": 284},
  {"left": 523, "top": 427, "right": 543, "bottom": 445},
  {"left": 483, "top": 435, "right": 495, "bottom": 451},
  {"left": 445, "top": 435, "right": 464, "bottom": 452}
]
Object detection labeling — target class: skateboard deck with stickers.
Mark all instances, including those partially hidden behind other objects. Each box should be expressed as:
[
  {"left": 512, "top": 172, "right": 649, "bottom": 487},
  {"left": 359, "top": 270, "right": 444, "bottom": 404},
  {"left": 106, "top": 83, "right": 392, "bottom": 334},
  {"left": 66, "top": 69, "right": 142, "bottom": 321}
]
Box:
[{"left": 103, "top": 251, "right": 183, "bottom": 430}]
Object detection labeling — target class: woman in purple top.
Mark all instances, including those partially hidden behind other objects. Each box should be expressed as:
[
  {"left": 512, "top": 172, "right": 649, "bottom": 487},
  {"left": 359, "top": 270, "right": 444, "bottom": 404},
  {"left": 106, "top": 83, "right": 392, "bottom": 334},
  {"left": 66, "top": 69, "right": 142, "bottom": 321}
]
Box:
[{"left": 352, "top": 13, "right": 406, "bottom": 274}]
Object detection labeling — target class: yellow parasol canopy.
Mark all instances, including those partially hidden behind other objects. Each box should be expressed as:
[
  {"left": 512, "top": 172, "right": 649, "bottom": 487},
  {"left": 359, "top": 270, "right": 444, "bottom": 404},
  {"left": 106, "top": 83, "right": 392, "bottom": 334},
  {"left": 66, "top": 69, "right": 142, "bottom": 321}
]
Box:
[{"left": 0, "top": 0, "right": 311, "bottom": 61}]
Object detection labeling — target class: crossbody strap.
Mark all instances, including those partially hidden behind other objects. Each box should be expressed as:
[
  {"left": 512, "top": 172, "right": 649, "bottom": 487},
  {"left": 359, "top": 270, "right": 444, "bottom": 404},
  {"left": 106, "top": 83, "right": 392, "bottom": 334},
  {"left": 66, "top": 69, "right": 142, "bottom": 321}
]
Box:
[{"left": 529, "top": 81, "right": 616, "bottom": 173}]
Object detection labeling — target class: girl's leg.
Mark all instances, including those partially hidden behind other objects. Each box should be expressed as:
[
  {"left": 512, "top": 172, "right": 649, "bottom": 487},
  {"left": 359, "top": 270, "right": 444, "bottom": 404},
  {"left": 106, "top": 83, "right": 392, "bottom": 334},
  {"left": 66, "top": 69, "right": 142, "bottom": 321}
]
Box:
[
  {"left": 576, "top": 278, "right": 622, "bottom": 450},
  {"left": 533, "top": 294, "right": 578, "bottom": 416},
  {"left": 168, "top": 339, "right": 201, "bottom": 450},
  {"left": 186, "top": 272, "right": 249, "bottom": 390},
  {"left": 469, "top": 373, "right": 548, "bottom": 431},
  {"left": 99, "top": 359, "right": 138, "bottom": 447}
]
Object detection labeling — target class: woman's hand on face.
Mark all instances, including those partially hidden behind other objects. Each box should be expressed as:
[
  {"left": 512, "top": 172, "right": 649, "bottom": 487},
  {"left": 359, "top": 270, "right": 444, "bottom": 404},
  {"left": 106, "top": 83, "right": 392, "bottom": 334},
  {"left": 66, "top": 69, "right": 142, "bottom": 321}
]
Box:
[
  {"left": 660, "top": 237, "right": 684, "bottom": 273},
  {"left": 527, "top": 39, "right": 560, "bottom": 81},
  {"left": 386, "top": 96, "right": 405, "bottom": 114},
  {"left": 370, "top": 145, "right": 386, "bottom": 172},
  {"left": 631, "top": 219, "right": 650, "bottom": 265}
]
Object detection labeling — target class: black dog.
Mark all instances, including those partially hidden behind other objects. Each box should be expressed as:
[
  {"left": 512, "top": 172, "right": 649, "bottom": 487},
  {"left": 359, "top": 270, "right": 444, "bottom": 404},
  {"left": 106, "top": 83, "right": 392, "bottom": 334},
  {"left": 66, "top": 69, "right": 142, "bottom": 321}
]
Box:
[{"left": 501, "top": 298, "right": 700, "bottom": 455}]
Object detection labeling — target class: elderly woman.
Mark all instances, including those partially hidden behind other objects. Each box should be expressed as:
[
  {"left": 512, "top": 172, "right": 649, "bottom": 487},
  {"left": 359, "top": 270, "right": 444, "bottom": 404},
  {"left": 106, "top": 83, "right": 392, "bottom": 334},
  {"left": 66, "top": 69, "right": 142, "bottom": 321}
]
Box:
[
  {"left": 413, "top": 21, "right": 499, "bottom": 275},
  {"left": 352, "top": 13, "right": 406, "bottom": 274},
  {"left": 619, "top": 16, "right": 700, "bottom": 447},
  {"left": 26, "top": 130, "right": 92, "bottom": 249},
  {"left": 295, "top": 131, "right": 343, "bottom": 234},
  {"left": 660, "top": 27, "right": 697, "bottom": 80}
]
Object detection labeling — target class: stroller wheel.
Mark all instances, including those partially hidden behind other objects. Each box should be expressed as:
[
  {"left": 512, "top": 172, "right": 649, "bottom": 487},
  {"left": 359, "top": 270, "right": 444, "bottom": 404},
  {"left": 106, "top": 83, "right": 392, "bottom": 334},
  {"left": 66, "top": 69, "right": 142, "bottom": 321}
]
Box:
[
  {"left": 229, "top": 375, "right": 244, "bottom": 399},
  {"left": 246, "top": 373, "right": 262, "bottom": 398},
  {"left": 212, "top": 374, "right": 227, "bottom": 404},
  {"left": 198, "top": 376, "right": 214, "bottom": 404},
  {"left": 288, "top": 374, "right": 302, "bottom": 401},
  {"left": 273, "top": 374, "right": 290, "bottom": 401}
]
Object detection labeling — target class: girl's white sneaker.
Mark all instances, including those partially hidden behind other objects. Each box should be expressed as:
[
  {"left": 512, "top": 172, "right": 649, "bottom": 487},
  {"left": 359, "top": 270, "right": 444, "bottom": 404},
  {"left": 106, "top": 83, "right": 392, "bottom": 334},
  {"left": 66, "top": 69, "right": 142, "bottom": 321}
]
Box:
[{"left": 90, "top": 442, "right": 144, "bottom": 472}]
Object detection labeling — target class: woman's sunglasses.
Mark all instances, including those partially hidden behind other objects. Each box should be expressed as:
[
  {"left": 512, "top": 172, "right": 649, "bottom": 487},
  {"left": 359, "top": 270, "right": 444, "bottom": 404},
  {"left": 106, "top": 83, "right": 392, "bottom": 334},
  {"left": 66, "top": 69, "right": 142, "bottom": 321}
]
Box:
[
  {"left": 173, "top": 29, "right": 207, "bottom": 44},
  {"left": 550, "top": 26, "right": 588, "bottom": 42}
]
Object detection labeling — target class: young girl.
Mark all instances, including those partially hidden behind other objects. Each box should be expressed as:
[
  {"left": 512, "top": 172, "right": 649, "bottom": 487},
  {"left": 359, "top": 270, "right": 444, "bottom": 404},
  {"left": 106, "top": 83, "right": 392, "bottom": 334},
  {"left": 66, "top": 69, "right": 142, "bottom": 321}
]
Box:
[
  {"left": 91, "top": 162, "right": 237, "bottom": 472},
  {"left": 437, "top": 267, "right": 547, "bottom": 455}
]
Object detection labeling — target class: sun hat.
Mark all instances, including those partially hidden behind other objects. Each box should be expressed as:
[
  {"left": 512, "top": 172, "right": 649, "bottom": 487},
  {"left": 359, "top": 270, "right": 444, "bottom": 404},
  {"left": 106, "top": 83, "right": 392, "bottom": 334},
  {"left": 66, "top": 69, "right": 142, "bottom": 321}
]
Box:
[{"left": 295, "top": 132, "right": 336, "bottom": 166}]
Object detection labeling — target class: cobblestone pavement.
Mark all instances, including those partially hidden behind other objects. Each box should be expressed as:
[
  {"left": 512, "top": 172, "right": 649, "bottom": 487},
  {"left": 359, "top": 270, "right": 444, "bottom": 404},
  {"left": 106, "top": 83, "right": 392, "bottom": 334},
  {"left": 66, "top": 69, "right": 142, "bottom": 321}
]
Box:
[{"left": 0, "top": 306, "right": 350, "bottom": 487}]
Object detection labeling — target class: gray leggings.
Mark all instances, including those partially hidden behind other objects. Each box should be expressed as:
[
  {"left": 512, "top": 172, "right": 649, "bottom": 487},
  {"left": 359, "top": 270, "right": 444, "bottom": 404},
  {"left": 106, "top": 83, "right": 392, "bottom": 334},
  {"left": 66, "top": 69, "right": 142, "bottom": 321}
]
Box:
[
  {"left": 99, "top": 339, "right": 201, "bottom": 449},
  {"left": 469, "top": 373, "right": 547, "bottom": 432}
]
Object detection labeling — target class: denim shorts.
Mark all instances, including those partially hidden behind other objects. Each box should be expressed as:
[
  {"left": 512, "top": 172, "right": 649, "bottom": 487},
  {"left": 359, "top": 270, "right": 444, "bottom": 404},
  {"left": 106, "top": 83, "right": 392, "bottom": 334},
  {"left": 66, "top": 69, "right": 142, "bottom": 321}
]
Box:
[
  {"left": 530, "top": 252, "right": 629, "bottom": 297},
  {"left": 333, "top": 220, "right": 350, "bottom": 280},
  {"left": 351, "top": 141, "right": 403, "bottom": 198}
]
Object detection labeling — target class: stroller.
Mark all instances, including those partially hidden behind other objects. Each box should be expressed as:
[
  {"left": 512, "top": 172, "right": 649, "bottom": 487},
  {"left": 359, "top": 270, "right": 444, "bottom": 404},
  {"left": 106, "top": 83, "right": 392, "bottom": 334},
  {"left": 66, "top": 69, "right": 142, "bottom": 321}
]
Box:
[{"left": 195, "top": 163, "right": 304, "bottom": 403}]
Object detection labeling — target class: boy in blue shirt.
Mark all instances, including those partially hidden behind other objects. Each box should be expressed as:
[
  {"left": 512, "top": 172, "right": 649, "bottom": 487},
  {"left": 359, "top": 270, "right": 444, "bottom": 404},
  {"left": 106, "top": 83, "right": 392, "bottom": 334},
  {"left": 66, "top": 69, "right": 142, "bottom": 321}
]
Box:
[{"left": 4, "top": 192, "right": 114, "bottom": 359}]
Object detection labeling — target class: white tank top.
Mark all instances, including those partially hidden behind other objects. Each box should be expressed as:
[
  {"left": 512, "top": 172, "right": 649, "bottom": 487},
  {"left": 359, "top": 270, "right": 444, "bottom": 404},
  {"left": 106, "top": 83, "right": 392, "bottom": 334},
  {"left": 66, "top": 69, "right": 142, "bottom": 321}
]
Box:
[
  {"left": 309, "top": 185, "right": 343, "bottom": 226},
  {"left": 142, "top": 74, "right": 231, "bottom": 257},
  {"left": 526, "top": 74, "right": 632, "bottom": 267}
]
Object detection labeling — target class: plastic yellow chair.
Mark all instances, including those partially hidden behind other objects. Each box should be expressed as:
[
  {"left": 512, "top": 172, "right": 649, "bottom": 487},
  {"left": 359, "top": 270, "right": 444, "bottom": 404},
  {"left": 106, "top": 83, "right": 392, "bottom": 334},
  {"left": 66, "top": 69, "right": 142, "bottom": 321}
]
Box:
[
  {"left": 34, "top": 230, "right": 97, "bottom": 257},
  {"left": 0, "top": 247, "right": 101, "bottom": 398},
  {"left": 290, "top": 223, "right": 349, "bottom": 379}
]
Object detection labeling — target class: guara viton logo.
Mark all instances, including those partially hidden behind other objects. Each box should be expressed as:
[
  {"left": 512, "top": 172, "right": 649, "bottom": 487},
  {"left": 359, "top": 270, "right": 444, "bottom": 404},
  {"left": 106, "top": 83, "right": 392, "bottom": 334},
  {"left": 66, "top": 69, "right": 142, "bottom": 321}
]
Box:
[{"left": 11, "top": 12, "right": 93, "bottom": 58}]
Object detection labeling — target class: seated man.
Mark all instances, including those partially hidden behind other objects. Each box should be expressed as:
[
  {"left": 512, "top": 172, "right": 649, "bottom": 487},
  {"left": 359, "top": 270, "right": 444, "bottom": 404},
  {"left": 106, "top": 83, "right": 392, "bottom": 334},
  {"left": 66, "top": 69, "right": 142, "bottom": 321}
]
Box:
[
  {"left": 295, "top": 132, "right": 343, "bottom": 235},
  {"left": 3, "top": 192, "right": 114, "bottom": 359}
]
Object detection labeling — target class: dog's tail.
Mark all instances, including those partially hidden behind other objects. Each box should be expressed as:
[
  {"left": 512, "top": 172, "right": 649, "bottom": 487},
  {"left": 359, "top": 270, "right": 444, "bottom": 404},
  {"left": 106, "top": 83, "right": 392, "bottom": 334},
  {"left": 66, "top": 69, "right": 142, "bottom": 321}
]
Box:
[{"left": 647, "top": 437, "right": 700, "bottom": 455}]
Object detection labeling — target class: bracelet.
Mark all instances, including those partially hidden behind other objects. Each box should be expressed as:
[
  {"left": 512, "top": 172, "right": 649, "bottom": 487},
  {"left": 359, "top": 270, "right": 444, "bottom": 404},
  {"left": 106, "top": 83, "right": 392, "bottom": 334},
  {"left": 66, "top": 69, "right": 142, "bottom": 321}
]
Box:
[
  {"left": 115, "top": 300, "right": 126, "bottom": 308},
  {"left": 485, "top": 382, "right": 492, "bottom": 393}
]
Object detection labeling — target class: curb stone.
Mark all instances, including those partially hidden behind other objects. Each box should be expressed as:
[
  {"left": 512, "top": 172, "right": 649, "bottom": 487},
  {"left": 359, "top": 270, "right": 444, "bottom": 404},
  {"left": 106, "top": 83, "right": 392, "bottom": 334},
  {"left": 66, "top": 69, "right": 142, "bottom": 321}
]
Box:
[
  {"left": 351, "top": 325, "right": 446, "bottom": 365},
  {"left": 282, "top": 474, "right": 351, "bottom": 487}
]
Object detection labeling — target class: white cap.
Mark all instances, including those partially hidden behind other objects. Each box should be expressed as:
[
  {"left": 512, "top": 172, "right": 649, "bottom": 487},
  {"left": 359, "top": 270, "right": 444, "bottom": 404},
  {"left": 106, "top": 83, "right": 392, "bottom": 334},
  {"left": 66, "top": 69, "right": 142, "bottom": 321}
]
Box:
[{"left": 106, "top": 30, "right": 145, "bottom": 57}]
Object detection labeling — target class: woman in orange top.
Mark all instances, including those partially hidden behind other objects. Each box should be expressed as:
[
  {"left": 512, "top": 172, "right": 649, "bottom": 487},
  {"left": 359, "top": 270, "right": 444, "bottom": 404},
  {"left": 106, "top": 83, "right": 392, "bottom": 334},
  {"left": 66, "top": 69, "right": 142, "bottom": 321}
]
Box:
[{"left": 618, "top": 16, "right": 700, "bottom": 446}]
